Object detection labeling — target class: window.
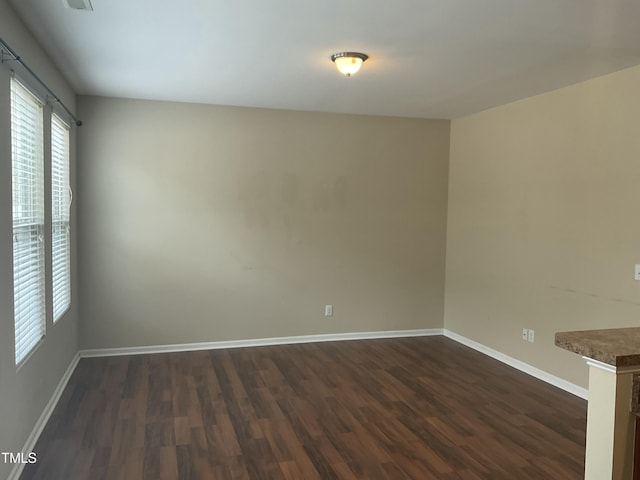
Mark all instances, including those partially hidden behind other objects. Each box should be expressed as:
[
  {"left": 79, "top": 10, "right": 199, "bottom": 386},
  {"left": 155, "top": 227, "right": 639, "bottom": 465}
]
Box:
[
  {"left": 51, "top": 114, "right": 71, "bottom": 322},
  {"left": 11, "top": 78, "right": 45, "bottom": 364}
]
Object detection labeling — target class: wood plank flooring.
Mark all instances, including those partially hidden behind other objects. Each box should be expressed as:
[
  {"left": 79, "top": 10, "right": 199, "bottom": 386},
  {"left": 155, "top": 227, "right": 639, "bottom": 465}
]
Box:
[{"left": 20, "top": 336, "right": 586, "bottom": 479}]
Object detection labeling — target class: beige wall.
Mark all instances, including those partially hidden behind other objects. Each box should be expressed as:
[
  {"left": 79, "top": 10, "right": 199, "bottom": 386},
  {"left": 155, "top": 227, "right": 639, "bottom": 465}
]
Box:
[
  {"left": 0, "top": 1, "right": 79, "bottom": 478},
  {"left": 445, "top": 64, "right": 640, "bottom": 388},
  {"left": 2, "top": 1, "right": 639, "bottom": 473},
  {"left": 77, "top": 97, "right": 450, "bottom": 349}
]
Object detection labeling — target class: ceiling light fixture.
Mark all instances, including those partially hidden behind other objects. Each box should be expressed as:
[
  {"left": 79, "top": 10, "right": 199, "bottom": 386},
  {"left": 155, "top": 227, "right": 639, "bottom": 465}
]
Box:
[
  {"left": 62, "top": 0, "right": 93, "bottom": 11},
  {"left": 330, "top": 52, "right": 368, "bottom": 77}
]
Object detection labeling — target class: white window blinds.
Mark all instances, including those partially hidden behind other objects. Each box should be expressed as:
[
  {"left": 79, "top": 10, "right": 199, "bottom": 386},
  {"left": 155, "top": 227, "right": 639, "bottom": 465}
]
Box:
[
  {"left": 11, "top": 78, "right": 46, "bottom": 364},
  {"left": 51, "top": 114, "right": 71, "bottom": 322}
]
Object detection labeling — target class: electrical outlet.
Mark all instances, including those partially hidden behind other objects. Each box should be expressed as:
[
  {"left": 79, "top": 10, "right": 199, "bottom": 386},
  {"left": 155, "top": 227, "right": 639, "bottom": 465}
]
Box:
[
  {"left": 635, "top": 264, "right": 640, "bottom": 281},
  {"left": 325, "top": 305, "right": 333, "bottom": 317},
  {"left": 522, "top": 328, "right": 528, "bottom": 341},
  {"left": 527, "top": 329, "right": 535, "bottom": 343}
]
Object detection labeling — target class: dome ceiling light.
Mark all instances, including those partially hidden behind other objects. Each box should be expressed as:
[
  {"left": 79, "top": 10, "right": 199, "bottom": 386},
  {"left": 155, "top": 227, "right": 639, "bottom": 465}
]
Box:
[
  {"left": 330, "top": 52, "right": 369, "bottom": 77},
  {"left": 62, "top": 0, "right": 94, "bottom": 11}
]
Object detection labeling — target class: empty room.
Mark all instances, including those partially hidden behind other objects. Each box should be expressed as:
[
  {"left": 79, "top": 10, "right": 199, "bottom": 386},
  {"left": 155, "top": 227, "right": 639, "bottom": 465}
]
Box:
[{"left": 2, "top": 0, "right": 640, "bottom": 479}]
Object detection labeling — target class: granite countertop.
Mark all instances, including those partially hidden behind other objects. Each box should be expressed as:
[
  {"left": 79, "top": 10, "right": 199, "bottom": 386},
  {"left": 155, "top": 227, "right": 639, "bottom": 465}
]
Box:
[{"left": 555, "top": 327, "right": 640, "bottom": 367}]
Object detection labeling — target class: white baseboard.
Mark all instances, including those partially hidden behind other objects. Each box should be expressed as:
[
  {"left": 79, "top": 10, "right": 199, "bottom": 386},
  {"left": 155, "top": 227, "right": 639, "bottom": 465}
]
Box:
[
  {"left": 7, "top": 352, "right": 80, "bottom": 480},
  {"left": 444, "top": 329, "right": 588, "bottom": 400},
  {"left": 79, "top": 328, "right": 445, "bottom": 358}
]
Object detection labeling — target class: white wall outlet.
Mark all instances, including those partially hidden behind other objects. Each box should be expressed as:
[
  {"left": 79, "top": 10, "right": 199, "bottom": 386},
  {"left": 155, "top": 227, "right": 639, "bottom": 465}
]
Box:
[
  {"left": 527, "top": 329, "right": 535, "bottom": 343},
  {"left": 635, "top": 264, "right": 640, "bottom": 280},
  {"left": 522, "top": 328, "right": 528, "bottom": 341},
  {"left": 325, "top": 305, "right": 333, "bottom": 317}
]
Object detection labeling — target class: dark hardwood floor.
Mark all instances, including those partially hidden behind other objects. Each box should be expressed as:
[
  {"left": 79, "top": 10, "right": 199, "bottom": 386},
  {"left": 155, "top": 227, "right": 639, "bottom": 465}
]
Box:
[{"left": 20, "top": 336, "right": 586, "bottom": 479}]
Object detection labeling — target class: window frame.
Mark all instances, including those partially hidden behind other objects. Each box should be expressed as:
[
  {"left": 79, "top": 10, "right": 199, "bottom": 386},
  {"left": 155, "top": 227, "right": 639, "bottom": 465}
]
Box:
[
  {"left": 51, "top": 113, "right": 71, "bottom": 323},
  {"left": 11, "top": 77, "right": 47, "bottom": 366}
]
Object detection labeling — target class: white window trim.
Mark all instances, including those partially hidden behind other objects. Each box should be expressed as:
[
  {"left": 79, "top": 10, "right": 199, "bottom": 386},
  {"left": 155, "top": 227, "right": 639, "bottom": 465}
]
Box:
[
  {"left": 51, "top": 113, "right": 71, "bottom": 323},
  {"left": 11, "top": 77, "right": 46, "bottom": 365}
]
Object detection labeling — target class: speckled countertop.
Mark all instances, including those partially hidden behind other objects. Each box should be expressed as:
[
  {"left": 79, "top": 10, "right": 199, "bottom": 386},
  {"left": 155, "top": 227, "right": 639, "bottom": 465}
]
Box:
[{"left": 555, "top": 327, "right": 640, "bottom": 367}]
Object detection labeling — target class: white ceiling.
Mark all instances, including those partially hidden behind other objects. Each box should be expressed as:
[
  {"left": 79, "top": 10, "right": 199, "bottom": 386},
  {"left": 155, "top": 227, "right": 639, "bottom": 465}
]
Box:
[{"left": 9, "top": 0, "right": 640, "bottom": 119}]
